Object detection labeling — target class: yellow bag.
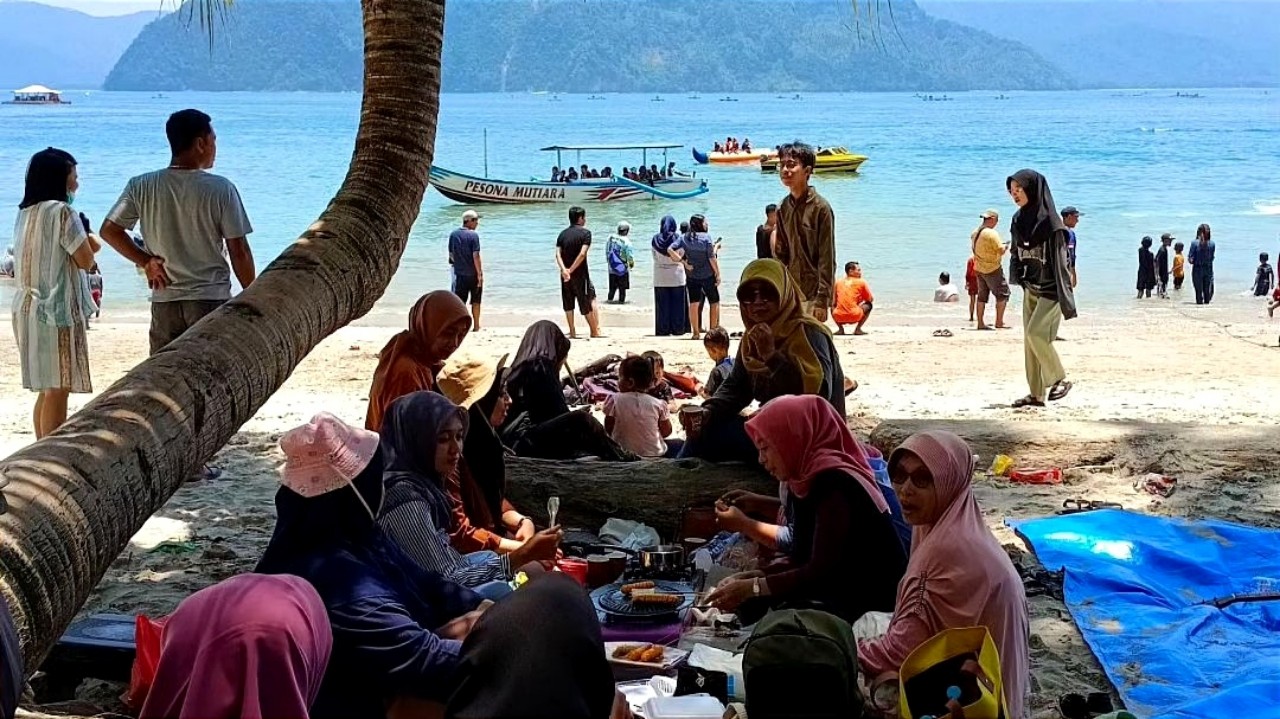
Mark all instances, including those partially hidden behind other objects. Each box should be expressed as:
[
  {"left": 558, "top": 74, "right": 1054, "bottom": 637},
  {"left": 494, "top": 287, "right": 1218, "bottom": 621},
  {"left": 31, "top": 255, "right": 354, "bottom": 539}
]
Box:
[{"left": 898, "top": 626, "right": 1007, "bottom": 719}]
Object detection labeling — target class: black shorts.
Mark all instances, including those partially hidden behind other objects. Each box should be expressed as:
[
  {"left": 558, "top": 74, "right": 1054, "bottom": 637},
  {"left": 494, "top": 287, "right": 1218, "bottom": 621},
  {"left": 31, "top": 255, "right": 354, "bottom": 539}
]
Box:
[
  {"left": 453, "top": 275, "right": 482, "bottom": 305},
  {"left": 561, "top": 273, "right": 596, "bottom": 315},
  {"left": 687, "top": 276, "right": 720, "bottom": 305}
]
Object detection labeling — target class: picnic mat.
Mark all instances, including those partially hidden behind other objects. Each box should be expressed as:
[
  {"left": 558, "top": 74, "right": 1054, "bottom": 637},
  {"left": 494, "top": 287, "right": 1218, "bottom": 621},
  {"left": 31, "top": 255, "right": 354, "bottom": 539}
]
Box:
[{"left": 1010, "top": 510, "right": 1280, "bottom": 719}]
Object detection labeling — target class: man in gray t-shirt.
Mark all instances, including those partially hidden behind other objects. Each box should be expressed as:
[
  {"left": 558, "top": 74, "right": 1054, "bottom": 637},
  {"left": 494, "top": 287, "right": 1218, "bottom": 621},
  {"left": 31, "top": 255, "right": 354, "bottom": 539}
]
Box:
[{"left": 101, "top": 109, "right": 255, "bottom": 354}]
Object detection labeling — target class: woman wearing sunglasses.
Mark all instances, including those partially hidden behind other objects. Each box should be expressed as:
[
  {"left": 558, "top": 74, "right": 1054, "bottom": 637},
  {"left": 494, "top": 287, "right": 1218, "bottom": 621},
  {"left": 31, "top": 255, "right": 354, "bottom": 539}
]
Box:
[{"left": 859, "top": 430, "right": 1030, "bottom": 719}]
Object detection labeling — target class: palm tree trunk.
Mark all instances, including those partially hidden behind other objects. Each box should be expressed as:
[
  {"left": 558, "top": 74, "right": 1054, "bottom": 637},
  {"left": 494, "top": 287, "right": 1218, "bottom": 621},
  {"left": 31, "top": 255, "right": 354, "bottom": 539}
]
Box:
[{"left": 0, "top": 0, "right": 446, "bottom": 669}]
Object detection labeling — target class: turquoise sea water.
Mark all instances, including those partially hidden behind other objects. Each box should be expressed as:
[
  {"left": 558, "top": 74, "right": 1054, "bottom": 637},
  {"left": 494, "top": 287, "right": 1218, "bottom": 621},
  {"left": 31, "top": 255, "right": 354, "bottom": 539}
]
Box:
[{"left": 1, "top": 89, "right": 1277, "bottom": 325}]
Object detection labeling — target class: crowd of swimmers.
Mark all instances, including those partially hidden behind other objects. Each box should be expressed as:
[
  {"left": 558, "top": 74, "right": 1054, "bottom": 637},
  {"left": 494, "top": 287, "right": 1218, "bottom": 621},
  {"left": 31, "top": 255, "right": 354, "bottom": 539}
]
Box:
[{"left": 548, "top": 162, "right": 681, "bottom": 184}]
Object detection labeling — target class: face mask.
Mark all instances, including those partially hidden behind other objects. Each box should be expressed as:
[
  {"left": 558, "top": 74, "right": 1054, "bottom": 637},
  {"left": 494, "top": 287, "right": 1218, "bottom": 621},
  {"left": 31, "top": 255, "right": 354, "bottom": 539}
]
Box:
[{"left": 66, "top": 192, "right": 75, "bottom": 206}]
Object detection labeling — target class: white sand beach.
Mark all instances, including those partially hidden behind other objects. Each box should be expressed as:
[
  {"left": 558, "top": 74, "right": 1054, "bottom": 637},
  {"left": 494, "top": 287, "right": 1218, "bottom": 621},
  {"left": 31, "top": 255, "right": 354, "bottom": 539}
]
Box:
[{"left": 2, "top": 301, "right": 1278, "bottom": 717}]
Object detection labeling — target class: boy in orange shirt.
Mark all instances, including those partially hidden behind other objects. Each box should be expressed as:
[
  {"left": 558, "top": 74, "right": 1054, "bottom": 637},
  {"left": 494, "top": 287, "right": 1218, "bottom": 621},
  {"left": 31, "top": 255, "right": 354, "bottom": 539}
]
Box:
[{"left": 832, "top": 261, "right": 874, "bottom": 335}]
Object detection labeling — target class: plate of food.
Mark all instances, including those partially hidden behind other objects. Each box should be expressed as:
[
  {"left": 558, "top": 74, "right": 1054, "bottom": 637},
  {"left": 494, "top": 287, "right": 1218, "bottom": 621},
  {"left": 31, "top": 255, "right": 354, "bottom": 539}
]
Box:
[{"left": 605, "top": 642, "right": 689, "bottom": 670}]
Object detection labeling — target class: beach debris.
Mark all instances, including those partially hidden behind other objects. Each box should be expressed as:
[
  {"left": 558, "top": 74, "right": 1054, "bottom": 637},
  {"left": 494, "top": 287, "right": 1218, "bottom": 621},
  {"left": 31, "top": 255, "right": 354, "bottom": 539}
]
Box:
[
  {"left": 1008, "top": 467, "right": 1063, "bottom": 485},
  {"left": 202, "top": 543, "right": 238, "bottom": 561},
  {"left": 989, "top": 454, "right": 1014, "bottom": 477},
  {"left": 148, "top": 540, "right": 197, "bottom": 555},
  {"left": 1134, "top": 473, "right": 1177, "bottom": 497}
]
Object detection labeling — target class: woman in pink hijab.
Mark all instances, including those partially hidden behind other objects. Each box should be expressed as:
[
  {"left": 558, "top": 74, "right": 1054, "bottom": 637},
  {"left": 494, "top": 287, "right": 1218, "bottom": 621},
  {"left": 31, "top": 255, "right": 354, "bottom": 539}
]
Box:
[
  {"left": 705, "top": 395, "right": 907, "bottom": 624},
  {"left": 860, "top": 431, "right": 1030, "bottom": 719},
  {"left": 140, "top": 573, "right": 333, "bottom": 719}
]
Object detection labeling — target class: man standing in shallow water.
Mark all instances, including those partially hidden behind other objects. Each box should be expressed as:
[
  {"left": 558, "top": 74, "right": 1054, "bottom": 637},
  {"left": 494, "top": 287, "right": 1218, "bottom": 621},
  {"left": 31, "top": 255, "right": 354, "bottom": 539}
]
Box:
[
  {"left": 449, "top": 209, "right": 484, "bottom": 331},
  {"left": 100, "top": 108, "right": 254, "bottom": 481},
  {"left": 555, "top": 205, "right": 601, "bottom": 339},
  {"left": 971, "top": 209, "right": 1011, "bottom": 330},
  {"left": 772, "top": 141, "right": 836, "bottom": 322}
]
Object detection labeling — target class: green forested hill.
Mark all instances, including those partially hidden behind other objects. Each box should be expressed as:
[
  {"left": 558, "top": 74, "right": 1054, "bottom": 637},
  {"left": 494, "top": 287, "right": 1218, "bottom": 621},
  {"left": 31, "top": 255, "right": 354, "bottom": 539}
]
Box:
[{"left": 104, "top": 0, "right": 1074, "bottom": 92}]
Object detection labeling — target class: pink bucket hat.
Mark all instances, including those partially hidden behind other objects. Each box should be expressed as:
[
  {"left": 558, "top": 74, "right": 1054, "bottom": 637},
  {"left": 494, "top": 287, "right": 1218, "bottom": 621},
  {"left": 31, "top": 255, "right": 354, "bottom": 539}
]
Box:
[{"left": 279, "top": 412, "right": 380, "bottom": 497}]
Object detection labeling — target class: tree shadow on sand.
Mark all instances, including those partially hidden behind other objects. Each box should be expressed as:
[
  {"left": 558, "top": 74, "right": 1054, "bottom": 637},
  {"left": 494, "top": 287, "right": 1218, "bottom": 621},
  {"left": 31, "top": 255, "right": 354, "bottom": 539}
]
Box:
[{"left": 78, "top": 430, "right": 288, "bottom": 621}]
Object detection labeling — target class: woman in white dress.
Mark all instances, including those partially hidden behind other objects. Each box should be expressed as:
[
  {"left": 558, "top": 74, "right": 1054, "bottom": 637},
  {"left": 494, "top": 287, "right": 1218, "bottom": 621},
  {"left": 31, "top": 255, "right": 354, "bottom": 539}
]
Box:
[{"left": 12, "top": 148, "right": 99, "bottom": 438}]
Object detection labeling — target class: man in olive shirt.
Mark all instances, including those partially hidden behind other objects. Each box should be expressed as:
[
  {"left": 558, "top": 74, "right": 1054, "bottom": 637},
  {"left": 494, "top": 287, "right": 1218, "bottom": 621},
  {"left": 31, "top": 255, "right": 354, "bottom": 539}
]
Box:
[{"left": 772, "top": 142, "right": 835, "bottom": 321}]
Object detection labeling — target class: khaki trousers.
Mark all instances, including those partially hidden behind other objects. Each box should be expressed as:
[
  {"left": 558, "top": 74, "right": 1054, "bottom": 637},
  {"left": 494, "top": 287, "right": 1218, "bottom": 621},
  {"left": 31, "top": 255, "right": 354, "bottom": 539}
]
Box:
[{"left": 1022, "top": 291, "right": 1065, "bottom": 400}]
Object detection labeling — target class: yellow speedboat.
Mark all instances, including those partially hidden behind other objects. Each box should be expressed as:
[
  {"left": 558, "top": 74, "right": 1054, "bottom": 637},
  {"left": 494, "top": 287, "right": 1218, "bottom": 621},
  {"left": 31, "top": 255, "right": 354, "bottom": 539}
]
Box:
[{"left": 760, "top": 146, "right": 867, "bottom": 174}]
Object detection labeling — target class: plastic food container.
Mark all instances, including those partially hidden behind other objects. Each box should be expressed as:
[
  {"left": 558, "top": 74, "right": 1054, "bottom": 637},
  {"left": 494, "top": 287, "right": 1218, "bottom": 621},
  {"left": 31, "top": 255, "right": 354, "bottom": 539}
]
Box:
[{"left": 642, "top": 695, "right": 725, "bottom": 719}]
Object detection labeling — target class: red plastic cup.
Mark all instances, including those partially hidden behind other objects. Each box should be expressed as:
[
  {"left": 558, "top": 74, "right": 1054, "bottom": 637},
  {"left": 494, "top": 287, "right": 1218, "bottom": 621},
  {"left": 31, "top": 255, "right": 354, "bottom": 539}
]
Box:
[{"left": 556, "top": 558, "right": 589, "bottom": 586}]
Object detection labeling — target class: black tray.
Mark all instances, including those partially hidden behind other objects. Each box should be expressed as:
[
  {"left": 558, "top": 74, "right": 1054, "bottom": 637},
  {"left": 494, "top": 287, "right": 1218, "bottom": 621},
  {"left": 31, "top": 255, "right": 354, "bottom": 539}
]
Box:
[{"left": 591, "top": 580, "right": 696, "bottom": 624}]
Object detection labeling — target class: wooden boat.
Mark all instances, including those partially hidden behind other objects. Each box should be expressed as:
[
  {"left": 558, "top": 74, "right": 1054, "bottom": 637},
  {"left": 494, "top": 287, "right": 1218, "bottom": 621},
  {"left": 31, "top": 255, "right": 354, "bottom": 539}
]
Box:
[
  {"left": 691, "top": 147, "right": 772, "bottom": 165},
  {"left": 759, "top": 147, "right": 867, "bottom": 174},
  {"left": 429, "top": 144, "right": 708, "bottom": 205}
]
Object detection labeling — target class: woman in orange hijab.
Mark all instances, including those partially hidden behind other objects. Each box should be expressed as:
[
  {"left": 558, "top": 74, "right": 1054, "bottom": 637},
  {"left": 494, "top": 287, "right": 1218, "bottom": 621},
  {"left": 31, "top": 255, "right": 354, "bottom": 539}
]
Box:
[{"left": 365, "top": 291, "right": 472, "bottom": 430}]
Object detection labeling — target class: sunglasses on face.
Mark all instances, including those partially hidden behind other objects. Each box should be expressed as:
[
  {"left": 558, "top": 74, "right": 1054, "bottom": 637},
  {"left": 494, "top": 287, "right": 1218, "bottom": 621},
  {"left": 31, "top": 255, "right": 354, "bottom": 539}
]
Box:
[
  {"left": 890, "top": 473, "right": 934, "bottom": 490},
  {"left": 740, "top": 289, "right": 778, "bottom": 303}
]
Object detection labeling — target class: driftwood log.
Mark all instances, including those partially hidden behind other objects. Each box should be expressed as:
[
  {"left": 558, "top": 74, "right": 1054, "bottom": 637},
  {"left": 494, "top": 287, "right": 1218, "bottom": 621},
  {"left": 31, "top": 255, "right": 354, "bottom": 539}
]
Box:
[{"left": 504, "top": 457, "right": 773, "bottom": 539}]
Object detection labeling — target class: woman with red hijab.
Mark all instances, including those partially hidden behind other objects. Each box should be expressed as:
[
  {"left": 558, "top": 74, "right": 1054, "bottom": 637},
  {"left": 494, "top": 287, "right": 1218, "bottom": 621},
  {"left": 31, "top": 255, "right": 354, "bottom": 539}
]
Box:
[
  {"left": 704, "top": 395, "right": 906, "bottom": 624},
  {"left": 860, "top": 430, "right": 1029, "bottom": 719},
  {"left": 365, "top": 291, "right": 472, "bottom": 430}
]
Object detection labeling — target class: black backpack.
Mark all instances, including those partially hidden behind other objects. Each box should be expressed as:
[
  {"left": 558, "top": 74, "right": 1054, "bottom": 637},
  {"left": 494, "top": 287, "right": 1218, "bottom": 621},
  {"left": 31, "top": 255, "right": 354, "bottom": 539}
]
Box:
[{"left": 743, "top": 608, "right": 863, "bottom": 719}]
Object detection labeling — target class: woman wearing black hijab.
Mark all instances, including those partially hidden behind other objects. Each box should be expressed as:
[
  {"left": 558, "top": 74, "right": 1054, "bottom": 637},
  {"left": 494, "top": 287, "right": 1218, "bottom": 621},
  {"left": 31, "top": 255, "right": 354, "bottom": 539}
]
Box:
[
  {"left": 500, "top": 321, "right": 636, "bottom": 461},
  {"left": 446, "top": 574, "right": 633, "bottom": 719},
  {"left": 1007, "top": 169, "right": 1076, "bottom": 408}
]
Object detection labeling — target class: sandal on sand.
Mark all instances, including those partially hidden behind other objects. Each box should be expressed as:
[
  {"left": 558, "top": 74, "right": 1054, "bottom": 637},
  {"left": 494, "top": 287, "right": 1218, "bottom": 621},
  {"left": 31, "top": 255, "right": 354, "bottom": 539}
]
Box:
[
  {"left": 931, "top": 329, "right": 953, "bottom": 337},
  {"left": 1049, "top": 380, "right": 1074, "bottom": 401},
  {"left": 976, "top": 325, "right": 995, "bottom": 331},
  {"left": 1012, "top": 395, "right": 1045, "bottom": 408},
  {"left": 844, "top": 379, "right": 859, "bottom": 396},
  {"left": 1058, "top": 499, "right": 1123, "bottom": 515},
  {"left": 1058, "top": 691, "right": 1115, "bottom": 719}
]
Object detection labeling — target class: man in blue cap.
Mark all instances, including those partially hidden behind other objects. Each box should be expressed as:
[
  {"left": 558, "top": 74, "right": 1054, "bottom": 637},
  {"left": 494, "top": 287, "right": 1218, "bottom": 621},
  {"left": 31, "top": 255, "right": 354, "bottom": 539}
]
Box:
[{"left": 1061, "top": 206, "right": 1082, "bottom": 289}]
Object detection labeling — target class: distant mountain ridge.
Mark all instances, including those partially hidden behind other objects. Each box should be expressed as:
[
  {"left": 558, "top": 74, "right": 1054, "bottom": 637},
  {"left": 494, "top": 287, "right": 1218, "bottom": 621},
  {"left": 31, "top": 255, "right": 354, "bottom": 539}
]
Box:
[
  {"left": 922, "top": 1, "right": 1280, "bottom": 88},
  {"left": 103, "top": 0, "right": 1076, "bottom": 92},
  {"left": 0, "top": 1, "right": 157, "bottom": 89}
]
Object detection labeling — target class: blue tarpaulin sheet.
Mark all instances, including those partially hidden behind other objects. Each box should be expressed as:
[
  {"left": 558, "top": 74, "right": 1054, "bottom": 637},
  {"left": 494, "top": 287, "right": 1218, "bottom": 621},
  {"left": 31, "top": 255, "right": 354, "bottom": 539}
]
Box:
[{"left": 1010, "top": 510, "right": 1280, "bottom": 719}]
